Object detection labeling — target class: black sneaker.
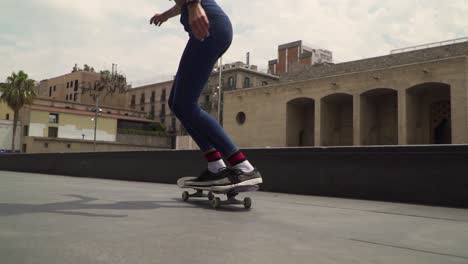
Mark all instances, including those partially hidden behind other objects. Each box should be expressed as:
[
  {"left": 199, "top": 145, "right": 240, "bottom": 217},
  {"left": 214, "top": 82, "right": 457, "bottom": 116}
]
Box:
[
  {"left": 185, "top": 167, "right": 263, "bottom": 191},
  {"left": 184, "top": 168, "right": 230, "bottom": 190}
]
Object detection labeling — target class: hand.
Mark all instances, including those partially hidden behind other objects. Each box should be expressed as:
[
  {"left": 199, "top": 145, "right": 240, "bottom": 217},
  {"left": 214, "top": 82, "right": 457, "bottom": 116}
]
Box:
[
  {"left": 150, "top": 13, "right": 169, "bottom": 27},
  {"left": 188, "top": 3, "right": 210, "bottom": 41}
]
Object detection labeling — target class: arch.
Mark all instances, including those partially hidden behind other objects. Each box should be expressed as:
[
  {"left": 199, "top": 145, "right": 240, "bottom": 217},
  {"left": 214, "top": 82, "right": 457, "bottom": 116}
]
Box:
[
  {"left": 320, "top": 93, "right": 353, "bottom": 146},
  {"left": 406, "top": 82, "right": 451, "bottom": 144},
  {"left": 360, "top": 88, "right": 398, "bottom": 145},
  {"left": 286, "top": 97, "right": 315, "bottom": 146}
]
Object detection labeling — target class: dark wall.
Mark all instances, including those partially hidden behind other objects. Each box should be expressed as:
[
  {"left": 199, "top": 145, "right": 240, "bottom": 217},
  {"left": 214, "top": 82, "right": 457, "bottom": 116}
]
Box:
[{"left": 0, "top": 145, "right": 467, "bottom": 208}]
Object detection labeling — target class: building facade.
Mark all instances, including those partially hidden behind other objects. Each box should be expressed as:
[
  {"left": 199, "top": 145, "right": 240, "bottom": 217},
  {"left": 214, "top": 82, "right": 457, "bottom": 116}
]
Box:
[
  {"left": 224, "top": 41, "right": 468, "bottom": 147},
  {"left": 36, "top": 70, "right": 127, "bottom": 109},
  {"left": 268, "top": 40, "right": 333, "bottom": 75},
  {"left": 0, "top": 101, "right": 20, "bottom": 151},
  {"left": 20, "top": 98, "right": 169, "bottom": 153}
]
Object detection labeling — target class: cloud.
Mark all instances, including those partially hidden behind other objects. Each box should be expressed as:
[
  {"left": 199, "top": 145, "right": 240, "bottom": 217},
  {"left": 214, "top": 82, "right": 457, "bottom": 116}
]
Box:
[{"left": 0, "top": 0, "right": 467, "bottom": 86}]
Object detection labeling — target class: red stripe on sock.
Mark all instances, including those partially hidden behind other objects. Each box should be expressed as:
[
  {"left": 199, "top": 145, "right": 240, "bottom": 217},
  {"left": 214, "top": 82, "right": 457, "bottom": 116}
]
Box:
[
  {"left": 228, "top": 151, "right": 246, "bottom": 166},
  {"left": 205, "top": 151, "right": 222, "bottom": 162}
]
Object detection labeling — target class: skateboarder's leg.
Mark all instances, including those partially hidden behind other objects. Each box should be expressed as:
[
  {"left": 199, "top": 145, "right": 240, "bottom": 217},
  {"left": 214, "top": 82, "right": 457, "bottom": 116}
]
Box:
[{"left": 169, "top": 16, "right": 261, "bottom": 186}]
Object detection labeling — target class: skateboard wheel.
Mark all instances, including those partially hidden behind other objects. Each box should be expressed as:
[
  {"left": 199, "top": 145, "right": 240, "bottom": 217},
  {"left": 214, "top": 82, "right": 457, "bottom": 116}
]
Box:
[
  {"left": 212, "top": 197, "right": 221, "bottom": 209},
  {"left": 182, "top": 191, "right": 189, "bottom": 201},
  {"left": 243, "top": 197, "right": 252, "bottom": 209},
  {"left": 208, "top": 191, "right": 214, "bottom": 201}
]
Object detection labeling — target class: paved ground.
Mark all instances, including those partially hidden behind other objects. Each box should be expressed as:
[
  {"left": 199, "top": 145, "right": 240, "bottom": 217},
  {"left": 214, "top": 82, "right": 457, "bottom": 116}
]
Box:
[{"left": 1, "top": 171, "right": 468, "bottom": 264}]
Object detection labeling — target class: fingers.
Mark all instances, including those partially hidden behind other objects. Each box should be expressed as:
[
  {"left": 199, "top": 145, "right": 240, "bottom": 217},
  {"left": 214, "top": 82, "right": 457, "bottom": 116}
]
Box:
[
  {"left": 150, "top": 14, "right": 165, "bottom": 26},
  {"left": 191, "top": 15, "right": 210, "bottom": 41},
  {"left": 150, "top": 15, "right": 165, "bottom": 27}
]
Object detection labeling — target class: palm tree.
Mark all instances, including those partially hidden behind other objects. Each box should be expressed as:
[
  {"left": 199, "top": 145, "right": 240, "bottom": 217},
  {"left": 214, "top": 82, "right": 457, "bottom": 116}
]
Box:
[{"left": 0, "top": 71, "right": 36, "bottom": 152}]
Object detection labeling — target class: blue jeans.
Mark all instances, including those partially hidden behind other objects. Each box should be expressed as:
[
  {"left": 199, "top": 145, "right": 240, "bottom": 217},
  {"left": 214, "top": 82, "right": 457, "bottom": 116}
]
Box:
[{"left": 168, "top": 0, "right": 238, "bottom": 157}]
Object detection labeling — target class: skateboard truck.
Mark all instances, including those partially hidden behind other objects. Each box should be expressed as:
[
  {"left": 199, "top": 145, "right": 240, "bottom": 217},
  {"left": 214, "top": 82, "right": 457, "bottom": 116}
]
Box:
[
  {"left": 178, "top": 176, "right": 258, "bottom": 209},
  {"left": 182, "top": 189, "right": 215, "bottom": 201},
  {"left": 181, "top": 185, "right": 258, "bottom": 209},
  {"left": 211, "top": 191, "right": 252, "bottom": 209}
]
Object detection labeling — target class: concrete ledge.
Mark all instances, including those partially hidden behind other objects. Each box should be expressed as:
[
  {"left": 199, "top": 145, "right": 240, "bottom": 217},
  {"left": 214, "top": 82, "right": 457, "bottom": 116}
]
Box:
[{"left": 0, "top": 145, "right": 467, "bottom": 207}]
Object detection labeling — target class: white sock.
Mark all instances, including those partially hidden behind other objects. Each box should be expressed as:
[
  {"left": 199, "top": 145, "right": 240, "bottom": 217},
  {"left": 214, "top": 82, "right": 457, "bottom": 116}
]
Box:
[
  {"left": 208, "top": 159, "right": 227, "bottom": 173},
  {"left": 233, "top": 160, "right": 254, "bottom": 173}
]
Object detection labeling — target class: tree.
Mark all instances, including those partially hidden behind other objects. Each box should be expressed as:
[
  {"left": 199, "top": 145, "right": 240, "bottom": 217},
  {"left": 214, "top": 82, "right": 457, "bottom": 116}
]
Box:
[
  {"left": 81, "top": 70, "right": 128, "bottom": 101},
  {"left": 0, "top": 71, "right": 36, "bottom": 152}
]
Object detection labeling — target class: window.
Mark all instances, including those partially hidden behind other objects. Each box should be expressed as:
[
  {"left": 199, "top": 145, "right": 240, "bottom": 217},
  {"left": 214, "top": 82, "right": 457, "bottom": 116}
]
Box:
[
  {"left": 243, "top": 77, "right": 251, "bottom": 88},
  {"left": 161, "top": 89, "right": 166, "bottom": 101},
  {"left": 44, "top": 142, "right": 49, "bottom": 148},
  {"left": 53, "top": 85, "right": 56, "bottom": 91},
  {"left": 49, "top": 113, "right": 59, "bottom": 124},
  {"left": 74, "top": 80, "right": 78, "bottom": 91},
  {"left": 6, "top": 114, "right": 9, "bottom": 120},
  {"left": 49, "top": 87, "right": 52, "bottom": 97},
  {"left": 67, "top": 144, "right": 71, "bottom": 149},
  {"left": 48, "top": 127, "right": 58, "bottom": 138},
  {"left": 140, "top": 106, "right": 145, "bottom": 111},
  {"left": 66, "top": 95, "right": 68, "bottom": 100},
  {"left": 262, "top": 81, "right": 268, "bottom": 86},
  {"left": 150, "top": 105, "right": 155, "bottom": 118},
  {"left": 67, "top": 82, "right": 69, "bottom": 88},
  {"left": 236, "top": 112, "right": 246, "bottom": 125},
  {"left": 74, "top": 93, "right": 78, "bottom": 101},
  {"left": 131, "top": 95, "right": 136, "bottom": 108},
  {"left": 228, "top": 77, "right": 235, "bottom": 89},
  {"left": 151, "top": 91, "right": 156, "bottom": 103},
  {"left": 140, "top": 93, "right": 145, "bottom": 104},
  {"left": 70, "top": 81, "right": 73, "bottom": 87},
  {"left": 171, "top": 117, "right": 176, "bottom": 131},
  {"left": 23, "top": 125, "right": 29, "bottom": 137}
]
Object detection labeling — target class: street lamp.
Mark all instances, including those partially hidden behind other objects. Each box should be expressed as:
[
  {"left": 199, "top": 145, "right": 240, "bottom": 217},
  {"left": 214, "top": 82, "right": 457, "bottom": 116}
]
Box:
[
  {"left": 93, "top": 96, "right": 102, "bottom": 152},
  {"left": 217, "top": 56, "right": 223, "bottom": 123}
]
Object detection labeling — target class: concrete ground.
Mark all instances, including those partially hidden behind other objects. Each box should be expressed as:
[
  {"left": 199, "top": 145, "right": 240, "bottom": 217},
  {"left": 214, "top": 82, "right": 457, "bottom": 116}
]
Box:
[{"left": 0, "top": 171, "right": 467, "bottom": 264}]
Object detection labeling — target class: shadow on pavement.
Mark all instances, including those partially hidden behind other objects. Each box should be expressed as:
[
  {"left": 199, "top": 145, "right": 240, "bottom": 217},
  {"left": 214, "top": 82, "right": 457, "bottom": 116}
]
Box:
[{"left": 0, "top": 194, "right": 191, "bottom": 218}]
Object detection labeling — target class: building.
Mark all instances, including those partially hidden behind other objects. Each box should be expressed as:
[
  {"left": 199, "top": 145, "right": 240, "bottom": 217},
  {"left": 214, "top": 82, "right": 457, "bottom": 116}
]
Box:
[
  {"left": 268, "top": 40, "right": 333, "bottom": 75},
  {"left": 36, "top": 70, "right": 127, "bottom": 109},
  {"left": 204, "top": 61, "right": 279, "bottom": 125},
  {"left": 224, "top": 39, "right": 468, "bottom": 147},
  {"left": 128, "top": 61, "right": 279, "bottom": 136},
  {"left": 0, "top": 100, "right": 20, "bottom": 151},
  {"left": 126, "top": 80, "right": 179, "bottom": 135},
  {"left": 19, "top": 98, "right": 170, "bottom": 153}
]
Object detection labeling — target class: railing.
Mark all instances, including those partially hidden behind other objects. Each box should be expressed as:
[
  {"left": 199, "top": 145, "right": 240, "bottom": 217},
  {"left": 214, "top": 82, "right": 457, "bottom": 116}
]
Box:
[{"left": 390, "top": 37, "right": 468, "bottom": 54}]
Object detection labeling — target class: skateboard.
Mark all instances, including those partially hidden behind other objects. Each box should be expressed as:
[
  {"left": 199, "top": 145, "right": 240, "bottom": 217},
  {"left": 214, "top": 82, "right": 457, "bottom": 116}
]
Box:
[{"left": 177, "top": 177, "right": 259, "bottom": 209}]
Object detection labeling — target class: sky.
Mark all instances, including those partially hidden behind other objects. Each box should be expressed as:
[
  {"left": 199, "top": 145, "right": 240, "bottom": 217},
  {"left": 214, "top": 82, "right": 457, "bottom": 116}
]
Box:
[{"left": 0, "top": 0, "right": 467, "bottom": 87}]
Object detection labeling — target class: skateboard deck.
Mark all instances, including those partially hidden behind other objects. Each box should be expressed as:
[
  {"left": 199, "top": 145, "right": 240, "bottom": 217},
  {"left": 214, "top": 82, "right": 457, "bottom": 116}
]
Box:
[{"left": 177, "top": 176, "right": 259, "bottom": 209}]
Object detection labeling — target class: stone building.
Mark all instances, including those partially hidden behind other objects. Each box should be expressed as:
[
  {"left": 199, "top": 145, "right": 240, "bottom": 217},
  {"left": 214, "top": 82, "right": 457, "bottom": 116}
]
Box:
[
  {"left": 223, "top": 39, "right": 468, "bottom": 147},
  {"left": 36, "top": 70, "right": 127, "bottom": 109},
  {"left": 126, "top": 80, "right": 178, "bottom": 134},
  {"left": 0, "top": 100, "right": 20, "bottom": 151},
  {"left": 268, "top": 40, "right": 333, "bottom": 75}
]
